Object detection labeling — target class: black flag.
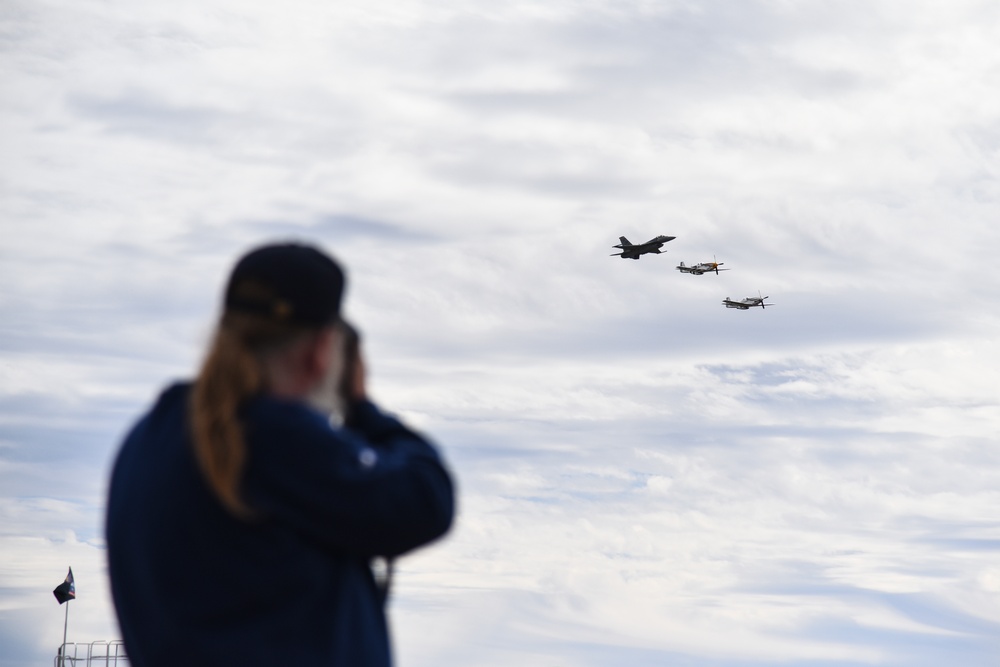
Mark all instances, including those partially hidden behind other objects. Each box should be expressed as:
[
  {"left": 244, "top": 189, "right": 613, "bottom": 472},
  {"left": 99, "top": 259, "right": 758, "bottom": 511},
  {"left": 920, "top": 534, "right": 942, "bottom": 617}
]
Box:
[{"left": 53, "top": 568, "right": 75, "bottom": 604}]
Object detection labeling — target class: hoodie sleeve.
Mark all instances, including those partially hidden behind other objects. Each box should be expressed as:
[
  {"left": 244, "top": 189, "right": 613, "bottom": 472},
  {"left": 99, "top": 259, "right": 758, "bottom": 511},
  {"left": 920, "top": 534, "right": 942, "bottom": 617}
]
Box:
[{"left": 242, "top": 398, "right": 455, "bottom": 558}]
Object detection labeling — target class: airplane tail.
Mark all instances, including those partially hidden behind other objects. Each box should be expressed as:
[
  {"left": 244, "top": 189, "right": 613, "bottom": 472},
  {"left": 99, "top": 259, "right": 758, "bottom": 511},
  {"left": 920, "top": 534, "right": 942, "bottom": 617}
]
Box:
[{"left": 618, "top": 236, "right": 631, "bottom": 246}]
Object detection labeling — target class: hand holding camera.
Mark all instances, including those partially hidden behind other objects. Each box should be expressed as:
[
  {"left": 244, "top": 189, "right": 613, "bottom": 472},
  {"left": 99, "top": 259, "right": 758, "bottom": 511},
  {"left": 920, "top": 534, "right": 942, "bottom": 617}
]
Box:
[
  {"left": 307, "top": 319, "right": 367, "bottom": 421},
  {"left": 338, "top": 320, "right": 366, "bottom": 406}
]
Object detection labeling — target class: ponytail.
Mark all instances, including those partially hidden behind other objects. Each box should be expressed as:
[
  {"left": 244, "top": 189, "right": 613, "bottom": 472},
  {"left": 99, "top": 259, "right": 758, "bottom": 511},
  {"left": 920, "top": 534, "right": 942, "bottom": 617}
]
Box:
[{"left": 189, "top": 312, "right": 306, "bottom": 518}]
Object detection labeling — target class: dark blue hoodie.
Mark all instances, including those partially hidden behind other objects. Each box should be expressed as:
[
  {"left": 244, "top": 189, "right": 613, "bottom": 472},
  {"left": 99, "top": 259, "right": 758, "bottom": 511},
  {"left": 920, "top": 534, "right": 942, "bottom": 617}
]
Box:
[{"left": 106, "top": 383, "right": 454, "bottom": 667}]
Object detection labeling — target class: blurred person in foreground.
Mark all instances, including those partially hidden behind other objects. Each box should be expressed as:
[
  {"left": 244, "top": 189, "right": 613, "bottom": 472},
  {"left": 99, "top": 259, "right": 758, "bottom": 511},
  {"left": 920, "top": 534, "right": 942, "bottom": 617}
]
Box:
[{"left": 106, "top": 242, "right": 455, "bottom": 667}]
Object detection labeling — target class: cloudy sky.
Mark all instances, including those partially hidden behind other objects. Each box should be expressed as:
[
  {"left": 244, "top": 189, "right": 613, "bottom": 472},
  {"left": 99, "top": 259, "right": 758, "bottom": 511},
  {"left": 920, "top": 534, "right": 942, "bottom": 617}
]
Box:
[{"left": 3, "top": 0, "right": 1000, "bottom": 665}]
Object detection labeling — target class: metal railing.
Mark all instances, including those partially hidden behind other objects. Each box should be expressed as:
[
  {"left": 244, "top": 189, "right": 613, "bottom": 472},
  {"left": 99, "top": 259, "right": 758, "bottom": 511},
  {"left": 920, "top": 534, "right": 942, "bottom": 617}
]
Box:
[{"left": 55, "top": 641, "right": 129, "bottom": 667}]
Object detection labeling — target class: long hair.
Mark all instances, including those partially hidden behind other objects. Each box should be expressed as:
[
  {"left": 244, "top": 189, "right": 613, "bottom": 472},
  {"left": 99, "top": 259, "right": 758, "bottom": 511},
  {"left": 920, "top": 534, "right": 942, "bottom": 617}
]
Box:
[{"left": 189, "top": 311, "right": 310, "bottom": 518}]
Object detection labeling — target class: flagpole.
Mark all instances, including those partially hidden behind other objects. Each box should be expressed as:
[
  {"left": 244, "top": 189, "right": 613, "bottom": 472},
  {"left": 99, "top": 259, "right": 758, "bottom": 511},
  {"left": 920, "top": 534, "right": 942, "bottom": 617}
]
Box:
[{"left": 61, "top": 601, "right": 69, "bottom": 667}]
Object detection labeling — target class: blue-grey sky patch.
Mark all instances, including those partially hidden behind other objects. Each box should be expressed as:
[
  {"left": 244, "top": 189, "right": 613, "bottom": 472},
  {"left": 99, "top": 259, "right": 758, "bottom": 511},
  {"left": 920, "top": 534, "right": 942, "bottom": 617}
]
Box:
[{"left": 70, "top": 89, "right": 231, "bottom": 144}]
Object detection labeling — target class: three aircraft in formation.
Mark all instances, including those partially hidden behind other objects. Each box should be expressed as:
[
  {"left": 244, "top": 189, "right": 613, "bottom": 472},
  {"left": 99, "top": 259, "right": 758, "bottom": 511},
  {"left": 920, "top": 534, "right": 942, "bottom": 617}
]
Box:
[{"left": 612, "top": 235, "right": 772, "bottom": 311}]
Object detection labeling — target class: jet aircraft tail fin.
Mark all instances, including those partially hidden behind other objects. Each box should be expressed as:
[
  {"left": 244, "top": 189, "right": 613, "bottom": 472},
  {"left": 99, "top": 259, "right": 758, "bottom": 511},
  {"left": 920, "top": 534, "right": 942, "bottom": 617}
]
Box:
[{"left": 618, "top": 236, "right": 631, "bottom": 246}]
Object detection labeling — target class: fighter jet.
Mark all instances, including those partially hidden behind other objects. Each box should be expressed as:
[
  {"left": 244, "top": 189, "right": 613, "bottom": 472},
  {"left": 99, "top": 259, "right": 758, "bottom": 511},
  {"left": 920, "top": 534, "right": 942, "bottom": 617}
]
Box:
[
  {"left": 611, "top": 235, "right": 676, "bottom": 259},
  {"left": 676, "top": 258, "right": 728, "bottom": 275},
  {"left": 722, "top": 292, "right": 772, "bottom": 310}
]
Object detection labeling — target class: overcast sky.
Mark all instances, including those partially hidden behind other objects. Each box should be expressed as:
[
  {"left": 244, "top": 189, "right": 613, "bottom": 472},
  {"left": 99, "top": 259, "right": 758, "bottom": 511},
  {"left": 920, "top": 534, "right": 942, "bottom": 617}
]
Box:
[{"left": 2, "top": 0, "right": 1000, "bottom": 665}]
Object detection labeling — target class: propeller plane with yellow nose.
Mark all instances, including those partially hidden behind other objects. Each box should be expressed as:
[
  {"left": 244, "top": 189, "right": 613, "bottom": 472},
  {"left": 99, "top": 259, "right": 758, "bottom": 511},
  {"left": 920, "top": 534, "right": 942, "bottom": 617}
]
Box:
[{"left": 676, "top": 256, "right": 729, "bottom": 275}]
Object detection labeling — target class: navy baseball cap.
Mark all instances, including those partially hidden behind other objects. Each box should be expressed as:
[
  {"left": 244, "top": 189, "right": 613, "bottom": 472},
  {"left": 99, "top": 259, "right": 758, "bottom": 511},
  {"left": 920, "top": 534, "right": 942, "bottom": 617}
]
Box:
[{"left": 224, "top": 243, "right": 345, "bottom": 326}]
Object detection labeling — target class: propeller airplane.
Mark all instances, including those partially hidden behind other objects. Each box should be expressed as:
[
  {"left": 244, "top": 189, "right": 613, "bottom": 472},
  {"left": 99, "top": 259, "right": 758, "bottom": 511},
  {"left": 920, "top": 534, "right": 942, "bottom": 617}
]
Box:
[
  {"left": 676, "top": 257, "right": 728, "bottom": 275},
  {"left": 722, "top": 291, "right": 772, "bottom": 310}
]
